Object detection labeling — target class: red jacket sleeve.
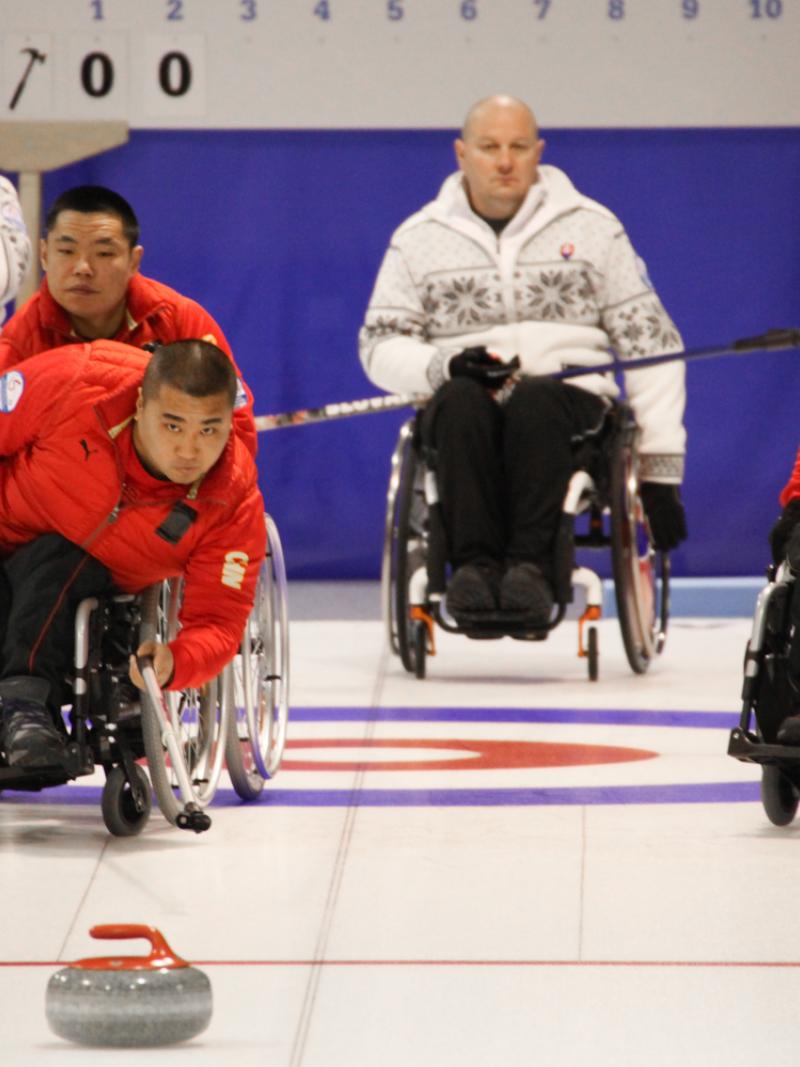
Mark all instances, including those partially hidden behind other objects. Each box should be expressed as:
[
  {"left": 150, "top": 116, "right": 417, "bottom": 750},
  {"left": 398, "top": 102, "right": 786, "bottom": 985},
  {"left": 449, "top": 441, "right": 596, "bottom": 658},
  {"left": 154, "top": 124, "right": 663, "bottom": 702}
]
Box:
[
  {"left": 779, "top": 447, "right": 800, "bottom": 507},
  {"left": 167, "top": 484, "right": 267, "bottom": 689}
]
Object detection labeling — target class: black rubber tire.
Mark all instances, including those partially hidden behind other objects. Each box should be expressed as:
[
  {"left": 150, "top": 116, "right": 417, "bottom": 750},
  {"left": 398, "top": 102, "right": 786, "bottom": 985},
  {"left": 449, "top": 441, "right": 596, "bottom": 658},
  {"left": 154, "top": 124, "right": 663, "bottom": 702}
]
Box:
[
  {"left": 761, "top": 764, "right": 799, "bottom": 827},
  {"left": 225, "top": 669, "right": 265, "bottom": 801},
  {"left": 413, "top": 620, "right": 427, "bottom": 680},
  {"left": 394, "top": 441, "right": 422, "bottom": 675},
  {"left": 101, "top": 763, "right": 152, "bottom": 837},
  {"left": 587, "top": 626, "right": 599, "bottom": 682}
]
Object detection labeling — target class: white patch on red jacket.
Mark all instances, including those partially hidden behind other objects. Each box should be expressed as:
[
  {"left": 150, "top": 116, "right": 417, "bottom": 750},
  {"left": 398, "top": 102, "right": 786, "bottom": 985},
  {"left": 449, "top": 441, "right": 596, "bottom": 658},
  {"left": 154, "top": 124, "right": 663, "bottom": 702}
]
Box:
[
  {"left": 221, "top": 550, "right": 249, "bottom": 589},
  {"left": 0, "top": 370, "right": 24, "bottom": 412}
]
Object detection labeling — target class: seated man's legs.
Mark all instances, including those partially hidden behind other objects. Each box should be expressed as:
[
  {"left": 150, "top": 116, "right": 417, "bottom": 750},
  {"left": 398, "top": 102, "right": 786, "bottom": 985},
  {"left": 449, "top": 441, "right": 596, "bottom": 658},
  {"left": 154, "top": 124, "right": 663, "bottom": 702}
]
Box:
[
  {"left": 0, "top": 534, "right": 115, "bottom": 769},
  {"left": 421, "top": 377, "right": 505, "bottom": 614},
  {"left": 501, "top": 378, "right": 607, "bottom": 618}
]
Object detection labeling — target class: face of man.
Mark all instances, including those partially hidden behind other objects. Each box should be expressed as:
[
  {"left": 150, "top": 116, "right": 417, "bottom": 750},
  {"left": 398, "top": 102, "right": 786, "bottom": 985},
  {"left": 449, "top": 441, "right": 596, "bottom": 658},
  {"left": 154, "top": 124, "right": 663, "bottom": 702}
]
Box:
[
  {"left": 454, "top": 99, "right": 545, "bottom": 220},
  {"left": 133, "top": 384, "right": 233, "bottom": 485},
  {"left": 40, "top": 210, "right": 143, "bottom": 339}
]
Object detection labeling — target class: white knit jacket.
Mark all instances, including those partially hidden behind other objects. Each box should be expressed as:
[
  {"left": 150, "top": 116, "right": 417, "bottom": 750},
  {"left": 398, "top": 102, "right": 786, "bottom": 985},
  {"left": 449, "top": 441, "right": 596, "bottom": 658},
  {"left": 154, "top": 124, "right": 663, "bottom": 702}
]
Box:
[
  {"left": 359, "top": 165, "right": 686, "bottom": 482},
  {"left": 0, "top": 176, "right": 31, "bottom": 325}
]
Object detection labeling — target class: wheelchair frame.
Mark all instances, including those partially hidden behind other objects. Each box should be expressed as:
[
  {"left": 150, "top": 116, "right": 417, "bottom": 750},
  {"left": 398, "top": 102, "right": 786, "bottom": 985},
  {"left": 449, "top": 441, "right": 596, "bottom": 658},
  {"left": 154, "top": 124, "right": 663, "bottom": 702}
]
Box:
[
  {"left": 728, "top": 563, "right": 800, "bottom": 826},
  {"left": 382, "top": 402, "right": 670, "bottom": 681},
  {"left": 0, "top": 513, "right": 291, "bottom": 837}
]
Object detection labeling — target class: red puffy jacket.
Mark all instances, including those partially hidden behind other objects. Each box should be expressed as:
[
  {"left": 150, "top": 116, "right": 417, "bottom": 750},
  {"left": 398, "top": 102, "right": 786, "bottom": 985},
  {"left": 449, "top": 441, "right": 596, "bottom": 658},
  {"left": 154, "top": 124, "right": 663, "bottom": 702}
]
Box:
[
  {"left": 0, "top": 273, "right": 257, "bottom": 454},
  {"left": 780, "top": 451, "right": 800, "bottom": 507},
  {"left": 0, "top": 340, "right": 267, "bottom": 690}
]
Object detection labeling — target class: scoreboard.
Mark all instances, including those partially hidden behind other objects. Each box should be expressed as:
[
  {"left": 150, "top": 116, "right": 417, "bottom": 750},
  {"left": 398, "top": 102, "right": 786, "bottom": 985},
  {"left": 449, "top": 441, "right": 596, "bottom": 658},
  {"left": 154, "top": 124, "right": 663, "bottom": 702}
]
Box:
[{"left": 0, "top": 0, "right": 796, "bottom": 129}]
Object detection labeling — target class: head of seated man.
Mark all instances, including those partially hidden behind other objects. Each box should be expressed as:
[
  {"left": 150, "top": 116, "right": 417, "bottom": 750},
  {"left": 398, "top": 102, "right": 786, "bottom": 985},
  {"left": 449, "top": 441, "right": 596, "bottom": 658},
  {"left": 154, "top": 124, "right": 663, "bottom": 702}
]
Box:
[
  {"left": 454, "top": 94, "right": 546, "bottom": 224},
  {"left": 40, "top": 184, "right": 143, "bottom": 341},
  {"left": 134, "top": 340, "right": 236, "bottom": 486}
]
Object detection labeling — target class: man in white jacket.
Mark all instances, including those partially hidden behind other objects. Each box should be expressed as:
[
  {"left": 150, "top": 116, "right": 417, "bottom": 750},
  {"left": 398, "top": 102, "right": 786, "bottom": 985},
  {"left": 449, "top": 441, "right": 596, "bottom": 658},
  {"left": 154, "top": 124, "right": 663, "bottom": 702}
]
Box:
[
  {"left": 0, "top": 176, "right": 31, "bottom": 326},
  {"left": 359, "top": 95, "right": 687, "bottom": 624}
]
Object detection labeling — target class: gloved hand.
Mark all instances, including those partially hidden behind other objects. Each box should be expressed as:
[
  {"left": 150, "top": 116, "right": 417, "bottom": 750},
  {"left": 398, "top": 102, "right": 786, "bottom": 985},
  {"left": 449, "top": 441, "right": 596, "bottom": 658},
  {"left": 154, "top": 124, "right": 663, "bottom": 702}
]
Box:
[
  {"left": 769, "top": 499, "right": 800, "bottom": 565},
  {"left": 448, "top": 346, "right": 520, "bottom": 388},
  {"left": 639, "top": 482, "right": 687, "bottom": 552}
]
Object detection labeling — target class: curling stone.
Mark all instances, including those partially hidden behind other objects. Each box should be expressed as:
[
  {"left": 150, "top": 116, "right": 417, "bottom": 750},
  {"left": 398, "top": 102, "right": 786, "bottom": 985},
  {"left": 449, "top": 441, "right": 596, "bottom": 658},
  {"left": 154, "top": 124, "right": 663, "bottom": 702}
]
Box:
[{"left": 45, "top": 924, "right": 212, "bottom": 1047}]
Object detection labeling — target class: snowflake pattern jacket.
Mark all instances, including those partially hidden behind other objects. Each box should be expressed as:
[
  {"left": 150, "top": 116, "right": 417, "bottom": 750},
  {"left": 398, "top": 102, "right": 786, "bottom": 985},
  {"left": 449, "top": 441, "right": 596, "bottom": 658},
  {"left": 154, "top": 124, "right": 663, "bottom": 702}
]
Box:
[
  {"left": 0, "top": 177, "right": 31, "bottom": 324},
  {"left": 0, "top": 340, "right": 266, "bottom": 690},
  {"left": 359, "top": 166, "right": 686, "bottom": 482}
]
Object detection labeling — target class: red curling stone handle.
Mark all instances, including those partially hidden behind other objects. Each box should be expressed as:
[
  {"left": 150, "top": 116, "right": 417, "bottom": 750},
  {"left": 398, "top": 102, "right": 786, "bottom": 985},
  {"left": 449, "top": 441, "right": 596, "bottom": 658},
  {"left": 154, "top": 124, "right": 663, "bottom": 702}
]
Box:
[{"left": 69, "top": 925, "right": 190, "bottom": 971}]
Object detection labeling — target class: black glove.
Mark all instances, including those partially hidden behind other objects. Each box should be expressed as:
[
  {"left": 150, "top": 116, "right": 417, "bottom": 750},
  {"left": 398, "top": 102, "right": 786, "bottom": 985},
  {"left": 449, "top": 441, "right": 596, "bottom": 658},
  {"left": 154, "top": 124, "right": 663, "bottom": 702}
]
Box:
[
  {"left": 769, "top": 499, "right": 800, "bottom": 565},
  {"left": 639, "top": 482, "right": 687, "bottom": 552},
  {"left": 448, "top": 347, "right": 520, "bottom": 388}
]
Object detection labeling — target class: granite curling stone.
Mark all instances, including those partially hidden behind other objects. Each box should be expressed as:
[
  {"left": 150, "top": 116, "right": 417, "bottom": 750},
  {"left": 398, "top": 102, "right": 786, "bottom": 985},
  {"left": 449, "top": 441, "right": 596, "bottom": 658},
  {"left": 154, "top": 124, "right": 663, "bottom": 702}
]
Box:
[{"left": 45, "top": 924, "right": 212, "bottom": 1047}]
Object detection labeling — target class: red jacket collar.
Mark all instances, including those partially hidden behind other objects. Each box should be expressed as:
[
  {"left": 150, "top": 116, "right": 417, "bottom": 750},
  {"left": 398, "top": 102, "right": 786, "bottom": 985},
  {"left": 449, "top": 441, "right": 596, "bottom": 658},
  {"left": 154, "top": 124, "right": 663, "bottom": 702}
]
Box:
[{"left": 37, "top": 273, "right": 170, "bottom": 341}]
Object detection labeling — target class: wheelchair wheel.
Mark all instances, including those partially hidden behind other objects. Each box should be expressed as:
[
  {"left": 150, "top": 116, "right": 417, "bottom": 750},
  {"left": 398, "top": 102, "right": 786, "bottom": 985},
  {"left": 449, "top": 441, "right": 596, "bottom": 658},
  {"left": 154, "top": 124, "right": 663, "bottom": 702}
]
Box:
[
  {"left": 761, "top": 764, "right": 799, "bottom": 826},
  {"left": 609, "top": 424, "right": 669, "bottom": 674},
  {"left": 101, "top": 764, "right": 152, "bottom": 837},
  {"left": 225, "top": 514, "right": 290, "bottom": 798},
  {"left": 139, "top": 581, "right": 230, "bottom": 825},
  {"left": 382, "top": 419, "right": 429, "bottom": 675}
]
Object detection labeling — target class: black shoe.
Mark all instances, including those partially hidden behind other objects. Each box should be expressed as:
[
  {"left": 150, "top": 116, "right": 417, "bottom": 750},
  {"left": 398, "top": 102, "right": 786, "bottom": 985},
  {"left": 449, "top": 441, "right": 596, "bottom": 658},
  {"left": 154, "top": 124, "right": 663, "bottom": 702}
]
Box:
[
  {"left": 500, "top": 562, "right": 554, "bottom": 624},
  {"left": 2, "top": 700, "right": 66, "bottom": 769},
  {"left": 446, "top": 560, "right": 502, "bottom": 616},
  {"left": 777, "top": 714, "right": 800, "bottom": 746}
]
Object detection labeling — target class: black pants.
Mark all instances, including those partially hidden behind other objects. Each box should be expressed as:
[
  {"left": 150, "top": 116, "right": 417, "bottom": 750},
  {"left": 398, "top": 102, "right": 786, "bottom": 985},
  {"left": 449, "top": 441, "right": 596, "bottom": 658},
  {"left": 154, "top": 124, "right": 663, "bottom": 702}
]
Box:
[
  {"left": 789, "top": 581, "right": 800, "bottom": 689},
  {"left": 420, "top": 377, "right": 608, "bottom": 579},
  {"left": 0, "top": 534, "right": 115, "bottom": 713}
]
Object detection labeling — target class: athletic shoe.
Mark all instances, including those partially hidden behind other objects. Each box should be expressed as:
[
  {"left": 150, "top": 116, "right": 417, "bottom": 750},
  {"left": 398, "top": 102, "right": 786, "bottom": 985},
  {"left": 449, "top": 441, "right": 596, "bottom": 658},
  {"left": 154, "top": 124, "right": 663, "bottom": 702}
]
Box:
[
  {"left": 2, "top": 700, "right": 66, "bottom": 769},
  {"left": 446, "top": 559, "right": 502, "bottom": 616},
  {"left": 499, "top": 562, "right": 554, "bottom": 624}
]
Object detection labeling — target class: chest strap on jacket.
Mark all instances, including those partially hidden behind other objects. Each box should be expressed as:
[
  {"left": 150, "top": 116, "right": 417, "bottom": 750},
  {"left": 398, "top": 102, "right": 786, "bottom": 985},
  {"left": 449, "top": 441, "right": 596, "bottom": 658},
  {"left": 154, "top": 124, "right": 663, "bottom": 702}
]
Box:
[{"left": 155, "top": 501, "right": 198, "bottom": 544}]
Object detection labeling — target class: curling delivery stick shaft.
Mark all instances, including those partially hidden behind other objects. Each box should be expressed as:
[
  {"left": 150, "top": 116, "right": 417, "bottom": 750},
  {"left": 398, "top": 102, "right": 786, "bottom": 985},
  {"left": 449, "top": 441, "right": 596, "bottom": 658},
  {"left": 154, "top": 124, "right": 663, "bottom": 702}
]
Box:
[{"left": 253, "top": 327, "right": 800, "bottom": 432}]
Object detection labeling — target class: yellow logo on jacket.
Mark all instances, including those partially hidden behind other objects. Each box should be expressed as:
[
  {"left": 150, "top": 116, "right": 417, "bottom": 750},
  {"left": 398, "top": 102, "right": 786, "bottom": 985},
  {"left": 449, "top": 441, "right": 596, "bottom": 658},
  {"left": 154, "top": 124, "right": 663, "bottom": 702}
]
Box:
[{"left": 221, "top": 551, "right": 249, "bottom": 589}]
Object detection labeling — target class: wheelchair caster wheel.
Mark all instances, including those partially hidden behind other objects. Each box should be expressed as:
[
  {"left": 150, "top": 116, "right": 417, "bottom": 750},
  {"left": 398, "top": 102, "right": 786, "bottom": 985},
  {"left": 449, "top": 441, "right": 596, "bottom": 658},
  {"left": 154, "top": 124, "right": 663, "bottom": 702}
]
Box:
[
  {"left": 101, "top": 765, "right": 152, "bottom": 837},
  {"left": 761, "top": 764, "right": 799, "bottom": 826}
]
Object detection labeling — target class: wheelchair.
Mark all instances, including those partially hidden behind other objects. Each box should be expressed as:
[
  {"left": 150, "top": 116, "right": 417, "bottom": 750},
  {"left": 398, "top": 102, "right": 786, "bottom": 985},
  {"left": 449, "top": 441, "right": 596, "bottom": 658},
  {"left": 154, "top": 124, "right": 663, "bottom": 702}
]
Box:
[
  {"left": 382, "top": 401, "right": 670, "bottom": 681},
  {"left": 0, "top": 514, "right": 290, "bottom": 837},
  {"left": 728, "top": 563, "right": 800, "bottom": 826}
]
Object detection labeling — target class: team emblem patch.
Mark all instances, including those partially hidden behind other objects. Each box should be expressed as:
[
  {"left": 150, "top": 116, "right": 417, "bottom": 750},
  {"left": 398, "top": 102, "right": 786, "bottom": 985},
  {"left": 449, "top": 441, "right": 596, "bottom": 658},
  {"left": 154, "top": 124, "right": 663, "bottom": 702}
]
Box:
[
  {"left": 560, "top": 242, "right": 575, "bottom": 260},
  {"left": 221, "top": 550, "right": 249, "bottom": 589},
  {"left": 0, "top": 370, "right": 24, "bottom": 412}
]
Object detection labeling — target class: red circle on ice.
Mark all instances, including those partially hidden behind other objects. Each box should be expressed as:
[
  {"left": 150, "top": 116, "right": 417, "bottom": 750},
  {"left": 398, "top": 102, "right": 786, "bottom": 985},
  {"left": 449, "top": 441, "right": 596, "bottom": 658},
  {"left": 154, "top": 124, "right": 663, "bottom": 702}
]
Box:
[{"left": 282, "top": 738, "right": 657, "bottom": 773}]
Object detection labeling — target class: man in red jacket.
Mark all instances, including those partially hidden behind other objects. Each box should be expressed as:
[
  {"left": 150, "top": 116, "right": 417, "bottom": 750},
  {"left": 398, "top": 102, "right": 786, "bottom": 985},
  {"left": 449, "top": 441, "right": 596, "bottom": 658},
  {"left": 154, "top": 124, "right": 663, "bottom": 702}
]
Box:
[
  {"left": 0, "top": 184, "right": 257, "bottom": 454},
  {"left": 0, "top": 338, "right": 266, "bottom": 771}
]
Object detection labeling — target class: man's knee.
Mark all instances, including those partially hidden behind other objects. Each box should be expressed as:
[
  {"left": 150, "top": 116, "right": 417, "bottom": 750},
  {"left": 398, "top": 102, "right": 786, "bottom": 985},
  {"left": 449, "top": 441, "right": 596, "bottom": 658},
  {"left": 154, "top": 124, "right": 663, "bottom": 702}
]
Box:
[
  {"left": 437, "top": 376, "right": 498, "bottom": 413},
  {"left": 505, "top": 377, "right": 569, "bottom": 420},
  {"left": 423, "top": 377, "right": 499, "bottom": 447}
]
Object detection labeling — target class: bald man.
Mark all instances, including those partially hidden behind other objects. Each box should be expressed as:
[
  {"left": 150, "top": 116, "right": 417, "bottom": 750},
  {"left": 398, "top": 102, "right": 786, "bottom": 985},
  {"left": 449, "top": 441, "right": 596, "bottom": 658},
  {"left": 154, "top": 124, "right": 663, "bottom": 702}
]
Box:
[{"left": 360, "top": 95, "right": 687, "bottom": 626}]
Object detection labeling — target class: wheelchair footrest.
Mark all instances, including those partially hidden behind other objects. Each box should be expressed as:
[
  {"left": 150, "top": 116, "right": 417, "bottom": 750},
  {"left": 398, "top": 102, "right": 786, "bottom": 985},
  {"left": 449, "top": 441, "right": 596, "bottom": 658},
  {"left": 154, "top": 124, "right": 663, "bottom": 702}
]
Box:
[
  {"left": 728, "top": 728, "right": 800, "bottom": 765},
  {"left": 0, "top": 742, "right": 92, "bottom": 791},
  {"left": 450, "top": 610, "right": 551, "bottom": 641}
]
